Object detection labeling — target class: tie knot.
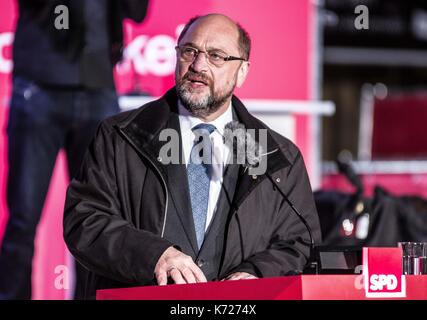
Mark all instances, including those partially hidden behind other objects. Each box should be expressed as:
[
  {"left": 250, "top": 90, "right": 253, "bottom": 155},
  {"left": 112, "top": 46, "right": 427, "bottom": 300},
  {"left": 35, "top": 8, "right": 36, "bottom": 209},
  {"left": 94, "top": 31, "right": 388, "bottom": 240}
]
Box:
[{"left": 192, "top": 123, "right": 216, "bottom": 135}]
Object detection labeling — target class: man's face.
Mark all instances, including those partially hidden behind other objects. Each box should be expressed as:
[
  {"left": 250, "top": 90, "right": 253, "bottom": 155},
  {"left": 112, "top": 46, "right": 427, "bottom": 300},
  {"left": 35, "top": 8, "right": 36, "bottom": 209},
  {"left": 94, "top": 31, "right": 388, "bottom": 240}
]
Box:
[{"left": 175, "top": 16, "right": 249, "bottom": 118}]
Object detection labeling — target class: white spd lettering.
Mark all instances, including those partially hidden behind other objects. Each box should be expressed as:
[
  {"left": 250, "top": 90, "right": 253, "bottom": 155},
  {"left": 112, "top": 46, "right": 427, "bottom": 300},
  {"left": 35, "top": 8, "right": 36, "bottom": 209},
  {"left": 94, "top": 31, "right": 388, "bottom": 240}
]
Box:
[{"left": 369, "top": 274, "right": 398, "bottom": 291}]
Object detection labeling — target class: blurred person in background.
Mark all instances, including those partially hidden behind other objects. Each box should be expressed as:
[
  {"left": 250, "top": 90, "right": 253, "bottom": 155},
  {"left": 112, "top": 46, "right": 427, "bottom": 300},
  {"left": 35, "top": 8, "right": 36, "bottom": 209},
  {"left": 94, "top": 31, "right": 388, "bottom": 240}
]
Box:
[{"left": 0, "top": 0, "right": 149, "bottom": 300}]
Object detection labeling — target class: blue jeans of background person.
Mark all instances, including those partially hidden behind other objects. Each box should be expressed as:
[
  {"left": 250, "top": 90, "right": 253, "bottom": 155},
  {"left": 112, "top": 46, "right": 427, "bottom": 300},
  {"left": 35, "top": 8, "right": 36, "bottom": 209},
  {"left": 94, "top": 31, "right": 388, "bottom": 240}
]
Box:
[{"left": 0, "top": 76, "right": 120, "bottom": 299}]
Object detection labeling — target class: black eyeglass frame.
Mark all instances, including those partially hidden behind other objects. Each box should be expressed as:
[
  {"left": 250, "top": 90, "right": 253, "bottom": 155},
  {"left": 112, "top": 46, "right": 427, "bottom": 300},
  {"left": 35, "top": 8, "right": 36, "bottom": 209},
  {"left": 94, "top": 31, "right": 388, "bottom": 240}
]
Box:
[{"left": 175, "top": 45, "right": 248, "bottom": 66}]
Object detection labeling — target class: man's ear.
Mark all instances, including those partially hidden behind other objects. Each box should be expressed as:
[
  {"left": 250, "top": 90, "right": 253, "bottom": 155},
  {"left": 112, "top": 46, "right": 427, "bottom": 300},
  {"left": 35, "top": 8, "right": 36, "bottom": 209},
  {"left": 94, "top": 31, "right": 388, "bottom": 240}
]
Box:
[{"left": 236, "top": 61, "right": 250, "bottom": 88}]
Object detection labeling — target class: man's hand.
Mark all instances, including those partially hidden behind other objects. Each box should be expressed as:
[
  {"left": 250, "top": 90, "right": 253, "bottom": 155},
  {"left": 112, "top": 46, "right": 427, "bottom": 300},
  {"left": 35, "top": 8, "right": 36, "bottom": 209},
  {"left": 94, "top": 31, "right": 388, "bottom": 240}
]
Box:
[
  {"left": 222, "top": 272, "right": 258, "bottom": 281},
  {"left": 154, "top": 246, "right": 207, "bottom": 286}
]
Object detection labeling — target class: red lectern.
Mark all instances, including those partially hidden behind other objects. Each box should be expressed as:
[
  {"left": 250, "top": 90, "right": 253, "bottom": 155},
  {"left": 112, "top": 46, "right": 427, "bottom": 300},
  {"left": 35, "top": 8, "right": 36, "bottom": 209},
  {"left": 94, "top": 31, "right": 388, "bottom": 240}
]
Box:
[{"left": 96, "top": 275, "right": 427, "bottom": 300}]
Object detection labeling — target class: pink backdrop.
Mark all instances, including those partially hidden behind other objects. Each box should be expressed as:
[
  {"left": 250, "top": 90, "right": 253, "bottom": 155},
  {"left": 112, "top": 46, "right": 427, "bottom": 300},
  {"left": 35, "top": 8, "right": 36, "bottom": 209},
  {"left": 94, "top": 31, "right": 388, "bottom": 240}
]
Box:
[{"left": 0, "top": 0, "right": 316, "bottom": 299}]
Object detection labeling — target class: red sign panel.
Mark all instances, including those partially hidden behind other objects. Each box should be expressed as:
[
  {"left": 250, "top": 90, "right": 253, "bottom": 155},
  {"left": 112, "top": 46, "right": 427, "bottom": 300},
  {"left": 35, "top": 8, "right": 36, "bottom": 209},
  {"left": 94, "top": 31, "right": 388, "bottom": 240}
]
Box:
[{"left": 363, "top": 247, "right": 406, "bottom": 298}]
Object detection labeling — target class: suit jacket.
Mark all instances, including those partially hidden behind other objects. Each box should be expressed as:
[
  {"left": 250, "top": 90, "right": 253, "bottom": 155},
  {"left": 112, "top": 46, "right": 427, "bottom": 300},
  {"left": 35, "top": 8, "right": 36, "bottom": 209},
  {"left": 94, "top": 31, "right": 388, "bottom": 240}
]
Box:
[{"left": 63, "top": 88, "right": 322, "bottom": 299}]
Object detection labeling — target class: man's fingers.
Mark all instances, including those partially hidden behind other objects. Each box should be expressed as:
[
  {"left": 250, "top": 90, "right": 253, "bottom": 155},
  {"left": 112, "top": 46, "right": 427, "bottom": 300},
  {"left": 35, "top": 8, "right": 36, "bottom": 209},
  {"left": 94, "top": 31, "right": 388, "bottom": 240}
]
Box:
[
  {"left": 169, "top": 268, "right": 186, "bottom": 284},
  {"left": 223, "top": 272, "right": 258, "bottom": 281},
  {"left": 156, "top": 270, "right": 168, "bottom": 286},
  {"left": 181, "top": 267, "right": 197, "bottom": 284},
  {"left": 190, "top": 264, "right": 207, "bottom": 283},
  {"left": 154, "top": 247, "right": 207, "bottom": 285},
  {"left": 236, "top": 273, "right": 257, "bottom": 280}
]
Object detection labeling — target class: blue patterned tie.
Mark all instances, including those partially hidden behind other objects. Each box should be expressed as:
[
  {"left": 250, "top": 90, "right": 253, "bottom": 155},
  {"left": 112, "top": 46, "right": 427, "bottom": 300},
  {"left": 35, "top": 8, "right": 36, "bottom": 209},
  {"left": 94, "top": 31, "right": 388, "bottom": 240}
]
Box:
[{"left": 187, "top": 123, "right": 216, "bottom": 249}]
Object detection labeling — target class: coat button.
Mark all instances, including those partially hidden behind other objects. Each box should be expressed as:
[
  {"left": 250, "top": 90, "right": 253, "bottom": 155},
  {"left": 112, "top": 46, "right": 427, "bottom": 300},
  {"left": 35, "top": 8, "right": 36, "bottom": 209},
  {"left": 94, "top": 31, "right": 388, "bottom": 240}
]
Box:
[{"left": 196, "top": 259, "right": 206, "bottom": 268}]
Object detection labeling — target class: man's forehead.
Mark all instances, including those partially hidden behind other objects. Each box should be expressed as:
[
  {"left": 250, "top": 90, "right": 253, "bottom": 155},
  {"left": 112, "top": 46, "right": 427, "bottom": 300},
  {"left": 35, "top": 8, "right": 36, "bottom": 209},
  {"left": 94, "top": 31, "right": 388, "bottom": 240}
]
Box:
[{"left": 181, "top": 16, "right": 240, "bottom": 49}]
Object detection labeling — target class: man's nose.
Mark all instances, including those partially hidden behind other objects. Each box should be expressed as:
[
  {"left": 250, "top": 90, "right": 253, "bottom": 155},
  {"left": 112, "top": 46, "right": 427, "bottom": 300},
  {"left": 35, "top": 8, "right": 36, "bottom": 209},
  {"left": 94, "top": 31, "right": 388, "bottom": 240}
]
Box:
[{"left": 190, "top": 51, "right": 209, "bottom": 72}]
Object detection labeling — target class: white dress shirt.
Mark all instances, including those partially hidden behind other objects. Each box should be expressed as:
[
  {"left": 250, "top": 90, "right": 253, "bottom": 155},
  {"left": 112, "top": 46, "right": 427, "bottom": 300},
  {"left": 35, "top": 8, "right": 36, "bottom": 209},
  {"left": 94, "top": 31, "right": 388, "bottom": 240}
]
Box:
[{"left": 178, "top": 102, "right": 232, "bottom": 231}]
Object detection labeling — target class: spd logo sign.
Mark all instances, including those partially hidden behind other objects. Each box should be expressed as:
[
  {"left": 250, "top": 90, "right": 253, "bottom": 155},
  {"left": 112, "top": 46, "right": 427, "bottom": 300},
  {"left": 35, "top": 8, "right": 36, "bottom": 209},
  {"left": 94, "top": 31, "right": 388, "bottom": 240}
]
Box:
[{"left": 363, "top": 247, "right": 406, "bottom": 298}]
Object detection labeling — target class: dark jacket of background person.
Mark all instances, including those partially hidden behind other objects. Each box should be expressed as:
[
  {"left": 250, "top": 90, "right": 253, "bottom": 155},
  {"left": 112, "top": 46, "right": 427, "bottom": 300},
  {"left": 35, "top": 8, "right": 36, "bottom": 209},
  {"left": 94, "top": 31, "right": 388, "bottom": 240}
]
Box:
[
  {"left": 63, "top": 88, "right": 322, "bottom": 299},
  {"left": 13, "top": 0, "right": 149, "bottom": 88},
  {"left": 0, "top": 0, "right": 149, "bottom": 300}
]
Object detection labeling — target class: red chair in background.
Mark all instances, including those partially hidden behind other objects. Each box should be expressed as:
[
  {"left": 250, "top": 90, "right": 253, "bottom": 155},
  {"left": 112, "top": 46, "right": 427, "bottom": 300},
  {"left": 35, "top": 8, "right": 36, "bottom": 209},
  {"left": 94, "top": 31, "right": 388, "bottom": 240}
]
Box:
[{"left": 359, "top": 86, "right": 427, "bottom": 160}]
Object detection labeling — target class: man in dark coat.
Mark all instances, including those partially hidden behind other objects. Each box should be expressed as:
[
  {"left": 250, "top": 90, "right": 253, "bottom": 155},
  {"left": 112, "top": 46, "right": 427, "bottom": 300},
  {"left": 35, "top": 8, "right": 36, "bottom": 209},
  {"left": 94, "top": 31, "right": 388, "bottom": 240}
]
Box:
[{"left": 63, "top": 14, "right": 321, "bottom": 299}]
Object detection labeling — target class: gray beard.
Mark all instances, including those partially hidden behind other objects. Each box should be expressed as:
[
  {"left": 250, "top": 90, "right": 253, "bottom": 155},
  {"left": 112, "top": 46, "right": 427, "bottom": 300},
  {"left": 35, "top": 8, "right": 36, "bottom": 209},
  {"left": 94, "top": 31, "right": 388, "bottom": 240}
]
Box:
[{"left": 176, "top": 83, "right": 234, "bottom": 118}]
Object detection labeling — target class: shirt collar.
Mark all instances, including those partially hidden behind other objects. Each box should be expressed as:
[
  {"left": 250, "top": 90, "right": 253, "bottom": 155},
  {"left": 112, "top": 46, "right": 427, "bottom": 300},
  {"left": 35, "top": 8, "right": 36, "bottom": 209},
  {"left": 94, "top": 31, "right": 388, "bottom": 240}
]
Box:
[{"left": 178, "top": 101, "right": 233, "bottom": 136}]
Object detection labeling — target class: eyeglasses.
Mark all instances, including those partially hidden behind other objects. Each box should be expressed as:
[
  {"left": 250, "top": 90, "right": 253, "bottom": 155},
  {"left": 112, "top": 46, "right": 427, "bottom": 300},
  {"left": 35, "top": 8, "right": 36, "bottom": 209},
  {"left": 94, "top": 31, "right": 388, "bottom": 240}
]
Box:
[{"left": 175, "top": 45, "right": 247, "bottom": 67}]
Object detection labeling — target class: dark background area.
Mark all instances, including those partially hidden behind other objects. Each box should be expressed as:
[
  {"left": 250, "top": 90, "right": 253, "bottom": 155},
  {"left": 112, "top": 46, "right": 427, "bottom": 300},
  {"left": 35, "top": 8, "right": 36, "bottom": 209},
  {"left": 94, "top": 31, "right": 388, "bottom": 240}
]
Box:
[{"left": 321, "top": 0, "right": 427, "bottom": 160}]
